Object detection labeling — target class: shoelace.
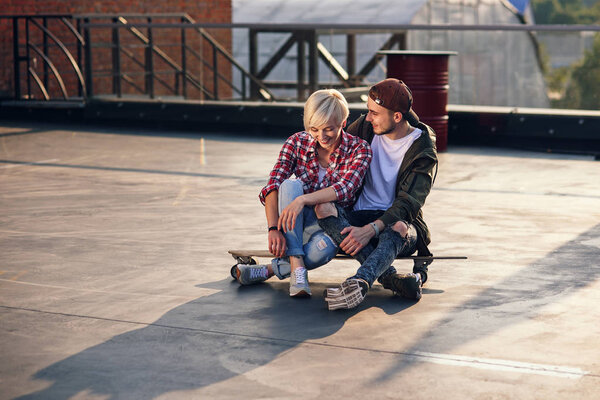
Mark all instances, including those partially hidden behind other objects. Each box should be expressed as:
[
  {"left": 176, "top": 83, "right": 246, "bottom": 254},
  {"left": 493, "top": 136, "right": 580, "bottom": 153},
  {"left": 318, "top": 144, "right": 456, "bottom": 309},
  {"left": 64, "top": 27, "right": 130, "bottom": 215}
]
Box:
[
  {"left": 249, "top": 266, "right": 267, "bottom": 279},
  {"left": 294, "top": 268, "right": 306, "bottom": 284}
]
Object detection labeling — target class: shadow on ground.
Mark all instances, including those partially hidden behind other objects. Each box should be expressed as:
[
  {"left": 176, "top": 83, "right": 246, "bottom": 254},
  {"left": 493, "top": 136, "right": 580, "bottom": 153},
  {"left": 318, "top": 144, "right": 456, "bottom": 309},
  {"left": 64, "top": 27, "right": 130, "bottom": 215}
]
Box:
[
  {"left": 16, "top": 223, "right": 600, "bottom": 397},
  {"left": 16, "top": 278, "right": 416, "bottom": 399},
  {"left": 373, "top": 223, "right": 600, "bottom": 383}
]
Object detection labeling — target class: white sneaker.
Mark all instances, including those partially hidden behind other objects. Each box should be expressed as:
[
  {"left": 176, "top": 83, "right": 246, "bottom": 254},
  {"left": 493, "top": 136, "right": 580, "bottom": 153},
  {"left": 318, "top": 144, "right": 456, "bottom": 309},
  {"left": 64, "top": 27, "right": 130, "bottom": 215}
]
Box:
[
  {"left": 289, "top": 268, "right": 311, "bottom": 297},
  {"left": 325, "top": 278, "right": 368, "bottom": 310}
]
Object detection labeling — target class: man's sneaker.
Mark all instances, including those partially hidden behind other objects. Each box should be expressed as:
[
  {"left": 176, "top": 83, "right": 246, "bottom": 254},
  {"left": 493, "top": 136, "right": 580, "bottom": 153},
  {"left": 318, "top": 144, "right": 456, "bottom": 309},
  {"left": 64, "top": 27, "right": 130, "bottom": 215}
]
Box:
[
  {"left": 324, "top": 278, "right": 369, "bottom": 310},
  {"left": 233, "top": 264, "right": 269, "bottom": 285},
  {"left": 380, "top": 272, "right": 422, "bottom": 300},
  {"left": 289, "top": 268, "right": 311, "bottom": 297}
]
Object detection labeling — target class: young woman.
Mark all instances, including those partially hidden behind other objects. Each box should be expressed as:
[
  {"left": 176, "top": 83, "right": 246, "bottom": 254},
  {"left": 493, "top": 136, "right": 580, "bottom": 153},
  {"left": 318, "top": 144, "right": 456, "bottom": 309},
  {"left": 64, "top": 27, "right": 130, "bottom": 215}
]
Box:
[{"left": 233, "top": 89, "right": 372, "bottom": 296}]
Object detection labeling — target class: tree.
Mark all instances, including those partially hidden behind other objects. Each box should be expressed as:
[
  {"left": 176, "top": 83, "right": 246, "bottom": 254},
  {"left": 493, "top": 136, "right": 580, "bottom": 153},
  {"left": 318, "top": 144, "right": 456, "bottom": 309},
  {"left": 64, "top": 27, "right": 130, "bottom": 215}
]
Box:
[
  {"left": 561, "top": 34, "right": 600, "bottom": 109},
  {"left": 531, "top": 0, "right": 600, "bottom": 24},
  {"left": 532, "top": 0, "right": 600, "bottom": 109}
]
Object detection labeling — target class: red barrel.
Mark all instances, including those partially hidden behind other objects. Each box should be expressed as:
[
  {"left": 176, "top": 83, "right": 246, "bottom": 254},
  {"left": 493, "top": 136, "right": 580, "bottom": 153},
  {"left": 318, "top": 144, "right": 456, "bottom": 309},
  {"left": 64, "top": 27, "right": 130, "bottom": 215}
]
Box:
[{"left": 380, "top": 51, "right": 457, "bottom": 152}]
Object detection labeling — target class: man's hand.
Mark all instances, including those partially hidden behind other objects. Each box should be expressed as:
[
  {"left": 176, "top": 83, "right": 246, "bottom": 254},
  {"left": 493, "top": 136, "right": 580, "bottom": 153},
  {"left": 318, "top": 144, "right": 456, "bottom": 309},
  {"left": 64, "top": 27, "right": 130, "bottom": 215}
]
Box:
[
  {"left": 268, "top": 229, "right": 286, "bottom": 258},
  {"left": 339, "top": 225, "right": 375, "bottom": 256},
  {"left": 278, "top": 196, "right": 306, "bottom": 232}
]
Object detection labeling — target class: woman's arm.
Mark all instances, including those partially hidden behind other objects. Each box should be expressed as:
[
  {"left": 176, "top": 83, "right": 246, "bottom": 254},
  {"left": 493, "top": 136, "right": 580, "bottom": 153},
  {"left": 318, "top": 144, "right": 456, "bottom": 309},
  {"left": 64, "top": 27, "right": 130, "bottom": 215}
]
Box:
[
  {"left": 278, "top": 187, "right": 337, "bottom": 232},
  {"left": 259, "top": 135, "right": 298, "bottom": 205},
  {"left": 264, "top": 190, "right": 286, "bottom": 257}
]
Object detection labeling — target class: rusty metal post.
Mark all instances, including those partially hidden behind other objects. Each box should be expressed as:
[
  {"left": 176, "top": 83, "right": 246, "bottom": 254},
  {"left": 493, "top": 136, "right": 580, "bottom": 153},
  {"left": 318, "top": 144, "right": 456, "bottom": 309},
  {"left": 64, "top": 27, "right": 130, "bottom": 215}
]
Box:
[{"left": 380, "top": 50, "right": 457, "bottom": 152}]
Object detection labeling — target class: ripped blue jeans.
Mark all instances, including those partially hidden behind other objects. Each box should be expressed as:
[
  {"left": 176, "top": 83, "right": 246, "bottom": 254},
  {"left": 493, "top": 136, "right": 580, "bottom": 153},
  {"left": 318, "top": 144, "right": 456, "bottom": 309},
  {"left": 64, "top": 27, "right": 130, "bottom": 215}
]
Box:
[
  {"left": 270, "top": 179, "right": 338, "bottom": 279},
  {"left": 318, "top": 206, "right": 418, "bottom": 287}
]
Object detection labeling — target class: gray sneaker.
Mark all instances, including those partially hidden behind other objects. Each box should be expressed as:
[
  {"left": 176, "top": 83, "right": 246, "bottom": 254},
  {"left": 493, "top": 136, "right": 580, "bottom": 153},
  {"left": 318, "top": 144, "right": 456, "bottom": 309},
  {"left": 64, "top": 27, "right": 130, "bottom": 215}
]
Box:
[
  {"left": 289, "top": 268, "right": 311, "bottom": 297},
  {"left": 325, "top": 278, "right": 369, "bottom": 310},
  {"left": 234, "top": 264, "right": 269, "bottom": 285}
]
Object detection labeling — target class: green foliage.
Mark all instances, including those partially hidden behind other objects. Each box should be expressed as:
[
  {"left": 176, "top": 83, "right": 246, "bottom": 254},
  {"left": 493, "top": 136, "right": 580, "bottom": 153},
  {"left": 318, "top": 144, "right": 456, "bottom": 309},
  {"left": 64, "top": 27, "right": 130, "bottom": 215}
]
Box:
[
  {"left": 561, "top": 34, "right": 600, "bottom": 109},
  {"left": 547, "top": 66, "right": 570, "bottom": 94},
  {"left": 532, "top": 1, "right": 600, "bottom": 109},
  {"left": 531, "top": 0, "right": 600, "bottom": 24}
]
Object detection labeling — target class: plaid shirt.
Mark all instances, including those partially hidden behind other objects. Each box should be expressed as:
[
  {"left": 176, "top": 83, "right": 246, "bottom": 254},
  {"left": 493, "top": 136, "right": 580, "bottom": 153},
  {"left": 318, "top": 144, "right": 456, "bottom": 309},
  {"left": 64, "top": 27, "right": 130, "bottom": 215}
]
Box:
[{"left": 259, "top": 130, "right": 372, "bottom": 208}]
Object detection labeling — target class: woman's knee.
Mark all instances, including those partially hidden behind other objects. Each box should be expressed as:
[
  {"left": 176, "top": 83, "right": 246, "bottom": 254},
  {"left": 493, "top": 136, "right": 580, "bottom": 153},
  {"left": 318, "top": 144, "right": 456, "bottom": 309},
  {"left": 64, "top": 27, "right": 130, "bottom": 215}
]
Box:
[
  {"left": 280, "top": 179, "right": 303, "bottom": 194},
  {"left": 304, "top": 234, "right": 338, "bottom": 269},
  {"left": 314, "top": 202, "right": 338, "bottom": 219},
  {"left": 278, "top": 179, "right": 304, "bottom": 208}
]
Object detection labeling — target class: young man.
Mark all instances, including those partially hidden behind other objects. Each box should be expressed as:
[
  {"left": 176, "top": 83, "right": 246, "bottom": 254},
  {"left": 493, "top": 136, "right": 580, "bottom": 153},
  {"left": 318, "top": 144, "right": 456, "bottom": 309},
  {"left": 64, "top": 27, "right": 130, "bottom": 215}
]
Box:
[{"left": 316, "top": 78, "right": 438, "bottom": 310}]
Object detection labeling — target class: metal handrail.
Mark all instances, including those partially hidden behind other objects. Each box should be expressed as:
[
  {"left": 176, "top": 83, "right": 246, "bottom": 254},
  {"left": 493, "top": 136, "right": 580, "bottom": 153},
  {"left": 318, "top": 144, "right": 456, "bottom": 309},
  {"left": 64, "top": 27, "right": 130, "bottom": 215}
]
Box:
[
  {"left": 181, "top": 14, "right": 275, "bottom": 101},
  {"left": 183, "top": 45, "right": 244, "bottom": 97},
  {"left": 82, "top": 13, "right": 276, "bottom": 101},
  {"left": 59, "top": 17, "right": 85, "bottom": 45},
  {"left": 7, "top": 14, "right": 600, "bottom": 103},
  {"left": 115, "top": 17, "right": 182, "bottom": 70},
  {"left": 27, "top": 68, "right": 50, "bottom": 100},
  {"left": 78, "top": 20, "right": 600, "bottom": 32},
  {"left": 80, "top": 13, "right": 275, "bottom": 100},
  {"left": 29, "top": 17, "right": 87, "bottom": 97},
  {"left": 116, "top": 16, "right": 221, "bottom": 99},
  {"left": 28, "top": 43, "right": 68, "bottom": 99}
]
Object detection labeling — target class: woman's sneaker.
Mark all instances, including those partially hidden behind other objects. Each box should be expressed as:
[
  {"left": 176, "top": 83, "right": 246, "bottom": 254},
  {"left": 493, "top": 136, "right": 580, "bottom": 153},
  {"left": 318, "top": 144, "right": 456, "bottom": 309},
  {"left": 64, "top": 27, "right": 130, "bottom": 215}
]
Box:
[
  {"left": 233, "top": 264, "right": 269, "bottom": 285},
  {"left": 324, "top": 278, "right": 369, "bottom": 310},
  {"left": 289, "top": 268, "right": 311, "bottom": 297},
  {"left": 380, "top": 272, "right": 422, "bottom": 300}
]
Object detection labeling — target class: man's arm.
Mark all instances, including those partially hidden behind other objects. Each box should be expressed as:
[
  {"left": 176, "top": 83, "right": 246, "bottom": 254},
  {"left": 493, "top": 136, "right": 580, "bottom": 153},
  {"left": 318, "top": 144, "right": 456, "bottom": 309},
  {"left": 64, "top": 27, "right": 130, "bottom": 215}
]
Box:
[{"left": 338, "top": 156, "right": 435, "bottom": 256}]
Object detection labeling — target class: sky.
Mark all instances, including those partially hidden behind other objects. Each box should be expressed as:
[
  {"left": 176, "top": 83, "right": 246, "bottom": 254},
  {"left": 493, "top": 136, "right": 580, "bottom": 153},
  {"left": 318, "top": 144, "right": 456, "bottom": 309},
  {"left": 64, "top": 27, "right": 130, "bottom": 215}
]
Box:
[{"left": 508, "top": 0, "right": 530, "bottom": 14}]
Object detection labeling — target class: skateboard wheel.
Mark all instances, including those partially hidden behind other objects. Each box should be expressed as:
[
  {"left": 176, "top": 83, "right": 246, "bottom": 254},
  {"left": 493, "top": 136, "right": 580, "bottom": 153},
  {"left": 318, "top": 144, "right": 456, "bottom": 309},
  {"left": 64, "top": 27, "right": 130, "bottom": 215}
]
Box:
[{"left": 230, "top": 257, "right": 258, "bottom": 280}]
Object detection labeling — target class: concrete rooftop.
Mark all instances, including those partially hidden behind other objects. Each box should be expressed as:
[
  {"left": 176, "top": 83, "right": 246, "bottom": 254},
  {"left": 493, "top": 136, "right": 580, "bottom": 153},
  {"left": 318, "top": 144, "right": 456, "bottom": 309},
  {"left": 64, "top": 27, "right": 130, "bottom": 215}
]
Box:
[{"left": 1, "top": 120, "right": 599, "bottom": 399}]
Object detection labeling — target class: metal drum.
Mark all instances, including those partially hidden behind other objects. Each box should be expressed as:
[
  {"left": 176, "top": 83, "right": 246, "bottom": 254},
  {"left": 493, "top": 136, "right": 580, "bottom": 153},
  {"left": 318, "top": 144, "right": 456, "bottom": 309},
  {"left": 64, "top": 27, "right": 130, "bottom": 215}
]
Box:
[{"left": 380, "top": 51, "right": 457, "bottom": 152}]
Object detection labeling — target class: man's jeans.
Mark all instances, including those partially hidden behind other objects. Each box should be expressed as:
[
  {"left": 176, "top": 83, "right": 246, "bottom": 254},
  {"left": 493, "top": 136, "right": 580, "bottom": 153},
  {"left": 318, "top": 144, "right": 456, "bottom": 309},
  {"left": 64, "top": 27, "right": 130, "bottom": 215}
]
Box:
[
  {"left": 271, "top": 179, "right": 338, "bottom": 279},
  {"left": 318, "top": 206, "right": 418, "bottom": 287}
]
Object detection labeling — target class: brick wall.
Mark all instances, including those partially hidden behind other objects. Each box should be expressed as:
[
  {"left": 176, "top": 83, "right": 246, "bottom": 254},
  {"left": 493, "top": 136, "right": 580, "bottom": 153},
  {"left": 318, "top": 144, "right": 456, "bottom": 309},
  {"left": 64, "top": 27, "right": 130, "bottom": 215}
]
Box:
[{"left": 0, "top": 0, "right": 232, "bottom": 100}]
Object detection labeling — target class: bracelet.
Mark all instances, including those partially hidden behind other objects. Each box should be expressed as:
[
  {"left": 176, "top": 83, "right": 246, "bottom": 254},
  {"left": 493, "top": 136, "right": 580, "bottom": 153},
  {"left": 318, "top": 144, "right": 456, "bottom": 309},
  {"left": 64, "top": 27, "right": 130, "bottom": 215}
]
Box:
[
  {"left": 268, "top": 226, "right": 279, "bottom": 232},
  {"left": 369, "top": 222, "right": 380, "bottom": 237}
]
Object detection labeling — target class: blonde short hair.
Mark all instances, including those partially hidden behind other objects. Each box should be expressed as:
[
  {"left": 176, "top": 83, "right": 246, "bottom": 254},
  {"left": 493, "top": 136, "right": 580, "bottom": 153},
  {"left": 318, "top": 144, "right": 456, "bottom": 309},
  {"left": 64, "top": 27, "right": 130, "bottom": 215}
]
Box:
[{"left": 303, "top": 89, "right": 349, "bottom": 131}]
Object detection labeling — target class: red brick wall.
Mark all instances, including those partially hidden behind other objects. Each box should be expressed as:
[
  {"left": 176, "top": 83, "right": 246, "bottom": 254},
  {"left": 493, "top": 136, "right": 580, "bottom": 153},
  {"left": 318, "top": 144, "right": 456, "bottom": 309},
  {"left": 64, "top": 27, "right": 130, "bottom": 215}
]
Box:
[{"left": 0, "top": 0, "right": 232, "bottom": 99}]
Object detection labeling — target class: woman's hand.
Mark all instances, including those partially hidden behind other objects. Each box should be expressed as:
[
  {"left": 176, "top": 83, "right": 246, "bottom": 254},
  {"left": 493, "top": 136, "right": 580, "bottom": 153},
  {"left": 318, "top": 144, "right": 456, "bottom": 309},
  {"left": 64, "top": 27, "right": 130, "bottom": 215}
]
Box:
[
  {"left": 339, "top": 225, "right": 374, "bottom": 256},
  {"left": 268, "top": 229, "right": 286, "bottom": 258},
  {"left": 278, "top": 196, "right": 306, "bottom": 232}
]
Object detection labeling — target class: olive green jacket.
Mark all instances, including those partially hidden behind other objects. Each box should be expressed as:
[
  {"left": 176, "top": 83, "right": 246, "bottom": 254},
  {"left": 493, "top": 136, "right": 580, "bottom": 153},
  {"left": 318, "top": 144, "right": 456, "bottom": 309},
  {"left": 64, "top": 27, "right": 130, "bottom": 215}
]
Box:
[{"left": 346, "top": 114, "right": 438, "bottom": 256}]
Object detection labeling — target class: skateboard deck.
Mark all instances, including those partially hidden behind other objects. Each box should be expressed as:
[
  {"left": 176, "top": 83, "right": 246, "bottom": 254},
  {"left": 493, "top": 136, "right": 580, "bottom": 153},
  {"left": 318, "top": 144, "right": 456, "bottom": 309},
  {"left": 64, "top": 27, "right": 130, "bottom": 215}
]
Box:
[
  {"left": 228, "top": 250, "right": 467, "bottom": 280},
  {"left": 228, "top": 249, "right": 467, "bottom": 261}
]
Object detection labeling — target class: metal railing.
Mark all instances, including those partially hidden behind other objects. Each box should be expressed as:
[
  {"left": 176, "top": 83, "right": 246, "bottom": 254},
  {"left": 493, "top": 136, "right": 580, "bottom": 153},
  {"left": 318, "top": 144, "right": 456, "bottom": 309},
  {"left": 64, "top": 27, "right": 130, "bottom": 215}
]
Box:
[
  {"left": 3, "top": 13, "right": 277, "bottom": 102},
  {"left": 2, "top": 15, "right": 413, "bottom": 102},
  {"left": 78, "top": 14, "right": 276, "bottom": 101},
  {"left": 7, "top": 14, "right": 86, "bottom": 100},
  {"left": 3, "top": 16, "right": 600, "bottom": 109}
]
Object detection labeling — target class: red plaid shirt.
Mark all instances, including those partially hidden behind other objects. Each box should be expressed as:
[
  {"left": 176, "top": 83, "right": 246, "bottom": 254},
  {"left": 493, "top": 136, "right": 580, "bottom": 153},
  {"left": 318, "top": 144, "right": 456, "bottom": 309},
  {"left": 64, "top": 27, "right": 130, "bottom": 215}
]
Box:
[{"left": 259, "top": 130, "right": 372, "bottom": 208}]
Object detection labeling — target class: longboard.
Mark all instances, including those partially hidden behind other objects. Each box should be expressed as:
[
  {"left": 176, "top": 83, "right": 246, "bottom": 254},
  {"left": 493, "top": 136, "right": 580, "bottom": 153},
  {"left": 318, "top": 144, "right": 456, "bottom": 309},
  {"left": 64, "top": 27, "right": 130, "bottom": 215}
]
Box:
[
  {"left": 228, "top": 249, "right": 467, "bottom": 280},
  {"left": 229, "top": 249, "right": 467, "bottom": 262}
]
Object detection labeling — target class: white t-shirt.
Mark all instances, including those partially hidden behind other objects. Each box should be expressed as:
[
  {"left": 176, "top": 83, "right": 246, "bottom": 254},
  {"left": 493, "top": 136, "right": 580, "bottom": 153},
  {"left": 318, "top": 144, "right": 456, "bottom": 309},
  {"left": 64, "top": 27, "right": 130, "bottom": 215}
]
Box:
[
  {"left": 353, "top": 128, "right": 422, "bottom": 211},
  {"left": 318, "top": 164, "right": 327, "bottom": 183}
]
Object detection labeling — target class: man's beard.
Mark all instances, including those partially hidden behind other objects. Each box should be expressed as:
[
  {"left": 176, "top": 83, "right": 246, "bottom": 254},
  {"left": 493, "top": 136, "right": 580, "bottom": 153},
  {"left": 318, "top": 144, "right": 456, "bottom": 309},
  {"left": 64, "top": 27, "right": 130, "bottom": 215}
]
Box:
[{"left": 374, "top": 122, "right": 396, "bottom": 136}]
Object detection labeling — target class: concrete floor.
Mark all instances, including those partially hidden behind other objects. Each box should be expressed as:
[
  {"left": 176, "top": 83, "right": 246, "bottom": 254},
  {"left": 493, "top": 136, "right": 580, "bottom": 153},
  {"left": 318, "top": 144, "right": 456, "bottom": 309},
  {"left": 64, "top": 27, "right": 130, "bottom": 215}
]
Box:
[{"left": 0, "top": 121, "right": 599, "bottom": 399}]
